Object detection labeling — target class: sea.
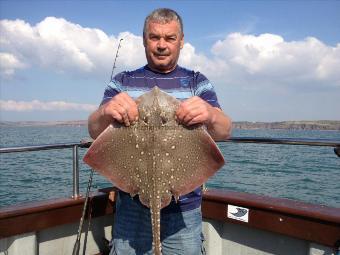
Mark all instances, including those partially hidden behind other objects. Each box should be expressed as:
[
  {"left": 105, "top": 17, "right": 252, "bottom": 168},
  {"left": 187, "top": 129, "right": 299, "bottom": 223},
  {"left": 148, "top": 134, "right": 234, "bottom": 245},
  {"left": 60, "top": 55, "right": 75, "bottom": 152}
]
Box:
[{"left": 0, "top": 125, "right": 339, "bottom": 208}]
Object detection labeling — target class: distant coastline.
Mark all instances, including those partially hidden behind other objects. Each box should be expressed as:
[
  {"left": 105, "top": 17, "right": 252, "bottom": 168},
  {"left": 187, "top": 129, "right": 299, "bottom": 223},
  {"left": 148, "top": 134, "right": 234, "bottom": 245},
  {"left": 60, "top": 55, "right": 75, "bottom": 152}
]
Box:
[
  {"left": 1, "top": 120, "right": 339, "bottom": 131},
  {"left": 232, "top": 120, "right": 340, "bottom": 131},
  {"left": 0, "top": 120, "right": 88, "bottom": 127}
]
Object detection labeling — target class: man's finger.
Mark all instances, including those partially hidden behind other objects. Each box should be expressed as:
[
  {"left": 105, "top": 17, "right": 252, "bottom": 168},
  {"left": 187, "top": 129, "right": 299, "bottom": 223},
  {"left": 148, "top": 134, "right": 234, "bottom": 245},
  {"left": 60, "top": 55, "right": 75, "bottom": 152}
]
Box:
[
  {"left": 109, "top": 102, "right": 130, "bottom": 126},
  {"left": 110, "top": 109, "right": 123, "bottom": 123},
  {"left": 182, "top": 107, "right": 202, "bottom": 124},
  {"left": 187, "top": 115, "right": 204, "bottom": 126},
  {"left": 176, "top": 100, "right": 200, "bottom": 124},
  {"left": 126, "top": 103, "right": 139, "bottom": 124},
  {"left": 118, "top": 104, "right": 131, "bottom": 126},
  {"left": 116, "top": 93, "right": 139, "bottom": 124}
]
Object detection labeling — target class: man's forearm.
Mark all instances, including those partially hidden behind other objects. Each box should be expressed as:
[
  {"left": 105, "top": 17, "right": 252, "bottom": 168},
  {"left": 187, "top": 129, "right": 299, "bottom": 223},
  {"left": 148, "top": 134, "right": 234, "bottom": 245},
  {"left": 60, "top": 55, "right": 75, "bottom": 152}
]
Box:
[
  {"left": 207, "top": 107, "right": 232, "bottom": 141},
  {"left": 88, "top": 106, "right": 111, "bottom": 139}
]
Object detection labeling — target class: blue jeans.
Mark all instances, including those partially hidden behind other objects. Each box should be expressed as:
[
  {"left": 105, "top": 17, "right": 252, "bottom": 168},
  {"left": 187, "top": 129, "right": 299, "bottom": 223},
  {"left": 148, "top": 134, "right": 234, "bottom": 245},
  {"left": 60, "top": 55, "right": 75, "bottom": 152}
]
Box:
[{"left": 110, "top": 192, "right": 205, "bottom": 255}]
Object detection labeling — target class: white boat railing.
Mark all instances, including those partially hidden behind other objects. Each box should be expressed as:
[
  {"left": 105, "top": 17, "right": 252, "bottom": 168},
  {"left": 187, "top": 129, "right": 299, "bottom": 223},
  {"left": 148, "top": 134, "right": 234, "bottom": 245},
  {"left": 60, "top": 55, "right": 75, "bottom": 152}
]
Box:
[{"left": 0, "top": 141, "right": 92, "bottom": 198}]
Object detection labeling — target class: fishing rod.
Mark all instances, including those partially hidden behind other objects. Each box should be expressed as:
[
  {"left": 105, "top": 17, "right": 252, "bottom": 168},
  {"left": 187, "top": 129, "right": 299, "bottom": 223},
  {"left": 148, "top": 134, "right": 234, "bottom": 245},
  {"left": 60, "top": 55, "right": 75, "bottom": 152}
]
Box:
[
  {"left": 72, "top": 169, "right": 94, "bottom": 255},
  {"left": 109, "top": 38, "right": 123, "bottom": 83},
  {"left": 72, "top": 38, "right": 124, "bottom": 255}
]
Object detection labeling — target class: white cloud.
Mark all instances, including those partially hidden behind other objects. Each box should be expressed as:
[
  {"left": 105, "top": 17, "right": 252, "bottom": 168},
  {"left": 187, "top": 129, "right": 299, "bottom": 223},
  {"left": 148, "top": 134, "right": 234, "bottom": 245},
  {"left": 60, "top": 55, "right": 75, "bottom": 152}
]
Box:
[
  {"left": 0, "top": 17, "right": 145, "bottom": 79},
  {"left": 185, "top": 33, "right": 340, "bottom": 89},
  {"left": 0, "top": 52, "right": 26, "bottom": 78},
  {"left": 0, "top": 100, "right": 96, "bottom": 112},
  {"left": 1, "top": 17, "right": 339, "bottom": 89},
  {"left": 179, "top": 43, "right": 230, "bottom": 79}
]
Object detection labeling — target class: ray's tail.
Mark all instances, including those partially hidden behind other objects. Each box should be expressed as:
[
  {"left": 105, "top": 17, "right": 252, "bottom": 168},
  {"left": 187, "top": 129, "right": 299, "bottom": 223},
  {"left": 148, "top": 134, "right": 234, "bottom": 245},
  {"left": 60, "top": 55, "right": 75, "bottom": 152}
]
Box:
[{"left": 150, "top": 198, "right": 162, "bottom": 255}]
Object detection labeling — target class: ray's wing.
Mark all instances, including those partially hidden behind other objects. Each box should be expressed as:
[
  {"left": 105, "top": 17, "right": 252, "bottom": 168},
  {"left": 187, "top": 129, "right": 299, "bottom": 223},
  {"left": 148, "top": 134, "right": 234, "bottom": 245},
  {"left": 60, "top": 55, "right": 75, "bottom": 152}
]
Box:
[
  {"left": 154, "top": 125, "right": 224, "bottom": 205},
  {"left": 83, "top": 124, "right": 151, "bottom": 196}
]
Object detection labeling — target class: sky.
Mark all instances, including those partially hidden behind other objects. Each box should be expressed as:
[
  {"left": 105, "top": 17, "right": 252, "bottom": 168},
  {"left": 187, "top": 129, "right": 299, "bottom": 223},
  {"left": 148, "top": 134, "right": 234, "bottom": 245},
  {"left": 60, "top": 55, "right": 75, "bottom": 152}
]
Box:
[{"left": 0, "top": 0, "right": 339, "bottom": 122}]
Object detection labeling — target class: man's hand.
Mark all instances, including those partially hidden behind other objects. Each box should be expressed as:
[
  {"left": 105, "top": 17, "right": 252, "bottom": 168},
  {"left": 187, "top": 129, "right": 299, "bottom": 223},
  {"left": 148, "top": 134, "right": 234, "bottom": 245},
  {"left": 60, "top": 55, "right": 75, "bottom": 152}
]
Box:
[
  {"left": 176, "top": 96, "right": 232, "bottom": 141},
  {"left": 176, "top": 96, "right": 215, "bottom": 126},
  {"left": 101, "top": 92, "right": 138, "bottom": 126},
  {"left": 88, "top": 92, "right": 138, "bottom": 139}
]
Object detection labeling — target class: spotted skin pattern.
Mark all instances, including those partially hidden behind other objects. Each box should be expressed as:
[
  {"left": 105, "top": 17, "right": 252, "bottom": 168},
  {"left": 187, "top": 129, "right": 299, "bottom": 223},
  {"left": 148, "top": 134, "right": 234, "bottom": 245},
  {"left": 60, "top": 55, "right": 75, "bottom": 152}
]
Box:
[{"left": 84, "top": 87, "right": 225, "bottom": 255}]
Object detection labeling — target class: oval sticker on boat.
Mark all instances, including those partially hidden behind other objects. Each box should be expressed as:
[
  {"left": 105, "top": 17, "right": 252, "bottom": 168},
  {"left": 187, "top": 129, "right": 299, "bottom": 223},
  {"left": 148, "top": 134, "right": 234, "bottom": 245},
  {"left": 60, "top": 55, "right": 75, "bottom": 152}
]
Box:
[{"left": 227, "top": 204, "right": 249, "bottom": 223}]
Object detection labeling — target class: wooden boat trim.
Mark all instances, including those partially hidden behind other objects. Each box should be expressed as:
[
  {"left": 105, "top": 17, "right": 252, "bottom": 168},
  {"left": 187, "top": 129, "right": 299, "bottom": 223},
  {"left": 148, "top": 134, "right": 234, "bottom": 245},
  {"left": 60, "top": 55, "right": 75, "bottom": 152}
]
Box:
[
  {"left": 0, "top": 188, "right": 115, "bottom": 239},
  {"left": 0, "top": 188, "right": 339, "bottom": 248}
]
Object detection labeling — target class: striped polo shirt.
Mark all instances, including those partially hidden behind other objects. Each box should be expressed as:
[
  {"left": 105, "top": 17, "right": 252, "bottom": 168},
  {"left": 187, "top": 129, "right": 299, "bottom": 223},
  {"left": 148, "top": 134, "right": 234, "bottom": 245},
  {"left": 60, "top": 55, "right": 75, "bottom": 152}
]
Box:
[{"left": 101, "top": 65, "right": 220, "bottom": 212}]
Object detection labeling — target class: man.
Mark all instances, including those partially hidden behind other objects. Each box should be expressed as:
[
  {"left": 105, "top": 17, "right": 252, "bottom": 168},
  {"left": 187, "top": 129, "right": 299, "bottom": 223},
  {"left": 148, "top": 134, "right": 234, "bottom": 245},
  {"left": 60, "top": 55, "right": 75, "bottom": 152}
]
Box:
[{"left": 88, "top": 8, "right": 232, "bottom": 255}]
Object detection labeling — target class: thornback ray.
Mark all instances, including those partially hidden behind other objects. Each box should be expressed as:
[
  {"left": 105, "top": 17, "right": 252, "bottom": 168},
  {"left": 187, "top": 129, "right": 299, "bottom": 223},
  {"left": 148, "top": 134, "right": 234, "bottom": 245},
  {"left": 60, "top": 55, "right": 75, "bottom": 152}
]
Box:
[{"left": 83, "top": 86, "right": 225, "bottom": 255}]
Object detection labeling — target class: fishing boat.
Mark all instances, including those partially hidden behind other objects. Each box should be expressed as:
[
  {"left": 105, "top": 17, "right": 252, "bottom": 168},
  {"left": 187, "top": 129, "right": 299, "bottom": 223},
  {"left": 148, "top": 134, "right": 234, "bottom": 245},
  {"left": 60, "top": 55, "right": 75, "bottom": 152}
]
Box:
[{"left": 0, "top": 138, "right": 339, "bottom": 255}]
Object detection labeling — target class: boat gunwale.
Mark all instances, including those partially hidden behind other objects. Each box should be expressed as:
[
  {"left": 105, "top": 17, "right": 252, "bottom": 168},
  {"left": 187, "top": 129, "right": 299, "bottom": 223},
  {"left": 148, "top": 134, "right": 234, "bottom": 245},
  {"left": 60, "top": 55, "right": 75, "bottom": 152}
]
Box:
[
  {"left": 1, "top": 188, "right": 338, "bottom": 224},
  {"left": 0, "top": 188, "right": 115, "bottom": 220}
]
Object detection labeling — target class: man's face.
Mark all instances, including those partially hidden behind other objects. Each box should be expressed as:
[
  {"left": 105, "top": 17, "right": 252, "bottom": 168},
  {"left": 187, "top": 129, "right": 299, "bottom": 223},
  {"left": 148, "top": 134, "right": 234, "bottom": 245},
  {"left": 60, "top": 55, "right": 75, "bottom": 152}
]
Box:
[{"left": 144, "top": 20, "right": 184, "bottom": 73}]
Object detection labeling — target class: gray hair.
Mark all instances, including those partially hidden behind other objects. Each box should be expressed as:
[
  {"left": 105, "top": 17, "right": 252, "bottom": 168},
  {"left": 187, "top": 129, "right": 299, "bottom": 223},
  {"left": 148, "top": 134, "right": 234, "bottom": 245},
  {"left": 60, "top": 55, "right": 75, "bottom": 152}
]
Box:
[{"left": 143, "top": 8, "right": 183, "bottom": 37}]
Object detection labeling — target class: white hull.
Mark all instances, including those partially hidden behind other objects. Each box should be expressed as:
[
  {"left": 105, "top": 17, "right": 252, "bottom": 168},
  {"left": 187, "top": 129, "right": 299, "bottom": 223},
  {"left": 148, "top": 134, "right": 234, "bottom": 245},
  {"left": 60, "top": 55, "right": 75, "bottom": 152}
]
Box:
[{"left": 1, "top": 215, "right": 335, "bottom": 255}]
